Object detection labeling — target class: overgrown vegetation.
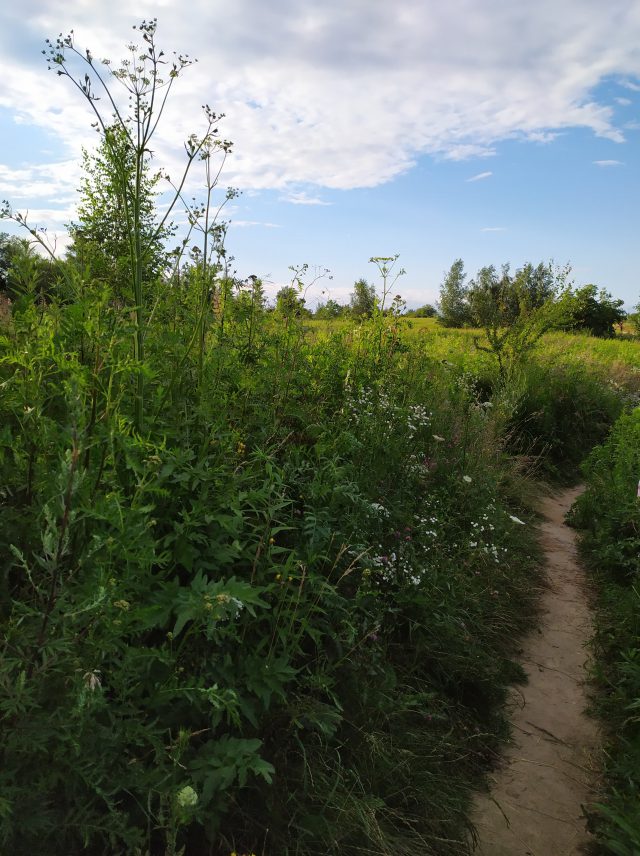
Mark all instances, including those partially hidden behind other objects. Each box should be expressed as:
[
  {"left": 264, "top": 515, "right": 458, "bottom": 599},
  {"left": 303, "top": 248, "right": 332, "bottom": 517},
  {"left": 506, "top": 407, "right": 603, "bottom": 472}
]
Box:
[
  {"left": 0, "top": 19, "right": 638, "bottom": 856},
  {"left": 570, "top": 409, "right": 640, "bottom": 855}
]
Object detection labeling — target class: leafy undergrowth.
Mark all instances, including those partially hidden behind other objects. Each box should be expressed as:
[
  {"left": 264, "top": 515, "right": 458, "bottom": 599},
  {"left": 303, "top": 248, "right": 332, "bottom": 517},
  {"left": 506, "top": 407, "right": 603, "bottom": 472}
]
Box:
[
  {"left": 0, "top": 285, "right": 553, "bottom": 855},
  {"left": 570, "top": 408, "right": 640, "bottom": 855}
]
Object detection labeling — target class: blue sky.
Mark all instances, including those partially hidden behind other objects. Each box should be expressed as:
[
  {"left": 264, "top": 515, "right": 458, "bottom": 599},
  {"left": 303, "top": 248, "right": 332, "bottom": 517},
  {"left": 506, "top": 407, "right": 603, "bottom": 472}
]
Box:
[{"left": 1, "top": 0, "right": 639, "bottom": 309}]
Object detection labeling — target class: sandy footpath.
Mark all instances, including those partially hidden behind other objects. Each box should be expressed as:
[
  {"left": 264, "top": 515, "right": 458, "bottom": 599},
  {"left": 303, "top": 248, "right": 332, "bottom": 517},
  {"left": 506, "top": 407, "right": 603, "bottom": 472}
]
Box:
[{"left": 471, "top": 486, "right": 600, "bottom": 856}]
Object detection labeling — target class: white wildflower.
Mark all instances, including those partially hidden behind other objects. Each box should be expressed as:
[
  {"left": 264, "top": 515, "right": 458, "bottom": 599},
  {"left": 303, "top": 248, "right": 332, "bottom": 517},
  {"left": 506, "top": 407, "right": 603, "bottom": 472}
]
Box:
[{"left": 508, "top": 514, "right": 526, "bottom": 525}]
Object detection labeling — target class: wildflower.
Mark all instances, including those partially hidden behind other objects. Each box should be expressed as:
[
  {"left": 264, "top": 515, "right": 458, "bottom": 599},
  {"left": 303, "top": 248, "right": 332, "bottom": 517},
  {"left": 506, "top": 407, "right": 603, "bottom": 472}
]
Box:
[
  {"left": 508, "top": 514, "right": 526, "bottom": 525},
  {"left": 462, "top": 475, "right": 472, "bottom": 483},
  {"left": 236, "top": 441, "right": 246, "bottom": 456},
  {"left": 113, "top": 599, "right": 130, "bottom": 611},
  {"left": 176, "top": 785, "right": 198, "bottom": 809},
  {"left": 269, "top": 537, "right": 275, "bottom": 545},
  {"left": 432, "top": 434, "right": 445, "bottom": 442}
]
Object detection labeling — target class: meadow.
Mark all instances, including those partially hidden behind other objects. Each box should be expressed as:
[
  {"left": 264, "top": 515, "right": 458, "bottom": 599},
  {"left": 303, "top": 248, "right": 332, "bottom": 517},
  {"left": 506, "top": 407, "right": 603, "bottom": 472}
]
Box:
[
  {"left": 1, "top": 20, "right": 639, "bottom": 855},
  {"left": 1, "top": 271, "right": 639, "bottom": 854}
]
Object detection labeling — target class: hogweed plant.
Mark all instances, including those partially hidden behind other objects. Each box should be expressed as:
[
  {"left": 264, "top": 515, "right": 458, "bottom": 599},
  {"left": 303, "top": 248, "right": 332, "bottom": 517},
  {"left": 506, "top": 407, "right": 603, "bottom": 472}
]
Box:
[{"left": 39, "top": 19, "right": 231, "bottom": 428}]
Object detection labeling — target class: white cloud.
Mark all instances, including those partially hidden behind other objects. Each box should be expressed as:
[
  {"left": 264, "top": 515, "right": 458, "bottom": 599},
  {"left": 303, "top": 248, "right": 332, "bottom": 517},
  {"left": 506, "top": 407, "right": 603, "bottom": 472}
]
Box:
[
  {"left": 0, "top": 160, "right": 80, "bottom": 200},
  {"left": 280, "top": 191, "right": 332, "bottom": 205},
  {"left": 466, "top": 171, "right": 493, "bottom": 182},
  {"left": 615, "top": 97, "right": 632, "bottom": 106},
  {"left": 481, "top": 226, "right": 506, "bottom": 232},
  {"left": 1, "top": 0, "right": 640, "bottom": 210},
  {"left": 593, "top": 159, "right": 625, "bottom": 166}
]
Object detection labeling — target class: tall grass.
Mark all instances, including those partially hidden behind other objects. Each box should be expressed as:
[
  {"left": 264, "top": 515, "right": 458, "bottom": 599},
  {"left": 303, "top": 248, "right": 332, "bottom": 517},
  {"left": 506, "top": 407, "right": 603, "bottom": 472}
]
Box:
[
  {"left": 570, "top": 409, "right": 640, "bottom": 855},
  {"left": 0, "top": 270, "right": 553, "bottom": 855}
]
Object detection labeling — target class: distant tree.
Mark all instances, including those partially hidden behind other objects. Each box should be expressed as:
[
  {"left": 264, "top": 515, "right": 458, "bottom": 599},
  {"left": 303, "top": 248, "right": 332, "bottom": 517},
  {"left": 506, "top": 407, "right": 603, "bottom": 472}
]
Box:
[
  {"left": 513, "top": 262, "right": 557, "bottom": 309},
  {"left": 314, "top": 298, "right": 345, "bottom": 320},
  {"left": 467, "top": 261, "right": 560, "bottom": 328},
  {"left": 414, "top": 303, "right": 436, "bottom": 318},
  {"left": 471, "top": 263, "right": 573, "bottom": 377},
  {"left": 438, "top": 259, "right": 469, "bottom": 327},
  {"left": 67, "top": 127, "right": 172, "bottom": 302},
  {"left": 467, "top": 264, "right": 520, "bottom": 327},
  {"left": 565, "top": 284, "right": 626, "bottom": 337},
  {"left": 349, "top": 278, "right": 377, "bottom": 319},
  {"left": 276, "top": 285, "right": 307, "bottom": 318}
]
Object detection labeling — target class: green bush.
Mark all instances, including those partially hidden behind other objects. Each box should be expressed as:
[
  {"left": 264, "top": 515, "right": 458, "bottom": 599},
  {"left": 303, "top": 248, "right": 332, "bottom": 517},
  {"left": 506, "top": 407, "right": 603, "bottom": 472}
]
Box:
[
  {"left": 571, "top": 408, "right": 640, "bottom": 854},
  {"left": 0, "top": 274, "right": 545, "bottom": 854}
]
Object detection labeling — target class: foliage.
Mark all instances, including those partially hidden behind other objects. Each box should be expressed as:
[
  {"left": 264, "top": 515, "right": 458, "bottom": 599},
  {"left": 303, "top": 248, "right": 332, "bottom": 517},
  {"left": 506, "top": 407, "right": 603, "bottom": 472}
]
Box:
[
  {"left": 405, "top": 303, "right": 437, "bottom": 318},
  {"left": 349, "top": 277, "right": 377, "bottom": 319},
  {"left": 275, "top": 285, "right": 308, "bottom": 318},
  {"left": 1, "top": 18, "right": 638, "bottom": 856},
  {"left": 438, "top": 259, "right": 469, "bottom": 328},
  {"left": 469, "top": 263, "right": 573, "bottom": 378},
  {"left": 570, "top": 409, "right": 640, "bottom": 853},
  {"left": 41, "top": 19, "right": 231, "bottom": 429},
  {"left": 67, "top": 128, "right": 172, "bottom": 301},
  {"left": 314, "top": 298, "right": 347, "bottom": 320},
  {"left": 0, "top": 233, "right": 61, "bottom": 301},
  {"left": 564, "top": 284, "right": 626, "bottom": 338},
  {"left": 0, "top": 245, "right": 549, "bottom": 854}
]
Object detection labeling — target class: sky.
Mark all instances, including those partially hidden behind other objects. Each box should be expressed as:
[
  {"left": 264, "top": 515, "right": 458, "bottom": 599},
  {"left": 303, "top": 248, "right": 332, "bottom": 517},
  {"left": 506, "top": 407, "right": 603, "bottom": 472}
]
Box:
[{"left": 0, "top": 0, "right": 639, "bottom": 310}]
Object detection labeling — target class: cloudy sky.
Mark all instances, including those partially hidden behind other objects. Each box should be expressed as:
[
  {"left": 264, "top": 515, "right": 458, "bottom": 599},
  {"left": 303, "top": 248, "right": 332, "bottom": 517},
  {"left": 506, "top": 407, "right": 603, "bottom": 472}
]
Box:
[{"left": 1, "top": 0, "right": 639, "bottom": 308}]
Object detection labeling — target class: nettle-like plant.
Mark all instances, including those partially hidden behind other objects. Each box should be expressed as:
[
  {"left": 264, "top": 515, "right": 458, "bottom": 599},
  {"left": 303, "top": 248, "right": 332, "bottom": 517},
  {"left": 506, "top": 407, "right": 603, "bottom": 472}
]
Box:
[{"left": 37, "top": 19, "right": 232, "bottom": 428}]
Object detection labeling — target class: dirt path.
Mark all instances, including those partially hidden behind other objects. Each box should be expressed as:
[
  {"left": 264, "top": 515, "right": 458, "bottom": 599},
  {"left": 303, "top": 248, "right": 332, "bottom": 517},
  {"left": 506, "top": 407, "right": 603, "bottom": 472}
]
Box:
[{"left": 471, "top": 486, "right": 600, "bottom": 856}]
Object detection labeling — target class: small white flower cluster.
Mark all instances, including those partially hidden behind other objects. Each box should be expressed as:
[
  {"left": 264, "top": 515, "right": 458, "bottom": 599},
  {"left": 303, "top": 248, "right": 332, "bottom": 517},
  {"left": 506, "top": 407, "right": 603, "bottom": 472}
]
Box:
[
  {"left": 406, "top": 403, "right": 432, "bottom": 436},
  {"left": 368, "top": 501, "right": 390, "bottom": 518},
  {"left": 466, "top": 508, "right": 509, "bottom": 563},
  {"left": 346, "top": 386, "right": 432, "bottom": 442}
]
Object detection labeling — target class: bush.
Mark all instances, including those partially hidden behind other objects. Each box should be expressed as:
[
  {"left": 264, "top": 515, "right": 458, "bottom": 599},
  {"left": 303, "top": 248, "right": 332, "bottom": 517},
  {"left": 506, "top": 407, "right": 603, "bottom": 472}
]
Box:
[{"left": 570, "top": 409, "right": 640, "bottom": 853}]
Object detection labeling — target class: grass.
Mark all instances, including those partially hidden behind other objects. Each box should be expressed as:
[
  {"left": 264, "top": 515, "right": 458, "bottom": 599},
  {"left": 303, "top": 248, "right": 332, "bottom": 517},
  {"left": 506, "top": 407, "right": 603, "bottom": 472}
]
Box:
[{"left": 570, "top": 408, "right": 640, "bottom": 855}]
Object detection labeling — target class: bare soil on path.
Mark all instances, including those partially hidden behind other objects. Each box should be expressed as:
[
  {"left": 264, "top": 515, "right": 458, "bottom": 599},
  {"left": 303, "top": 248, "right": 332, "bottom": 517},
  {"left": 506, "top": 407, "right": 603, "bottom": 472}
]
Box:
[{"left": 471, "top": 486, "right": 600, "bottom": 856}]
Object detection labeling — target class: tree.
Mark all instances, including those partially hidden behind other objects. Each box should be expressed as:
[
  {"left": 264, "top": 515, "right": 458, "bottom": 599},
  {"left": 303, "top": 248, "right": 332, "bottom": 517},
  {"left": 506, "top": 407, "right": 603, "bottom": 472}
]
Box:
[
  {"left": 438, "top": 259, "right": 469, "bottom": 327},
  {"left": 314, "top": 298, "right": 345, "bottom": 320},
  {"left": 467, "top": 264, "right": 519, "bottom": 327},
  {"left": 471, "top": 263, "right": 573, "bottom": 377},
  {"left": 565, "top": 284, "right": 626, "bottom": 337},
  {"left": 275, "top": 286, "right": 307, "bottom": 318},
  {"left": 67, "top": 128, "right": 171, "bottom": 301},
  {"left": 414, "top": 304, "right": 436, "bottom": 318},
  {"left": 349, "top": 278, "right": 376, "bottom": 318}
]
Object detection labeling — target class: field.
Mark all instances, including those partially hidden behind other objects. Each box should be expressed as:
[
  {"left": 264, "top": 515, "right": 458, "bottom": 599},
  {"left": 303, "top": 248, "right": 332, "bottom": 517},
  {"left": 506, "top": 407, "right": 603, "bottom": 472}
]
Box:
[
  {"left": 1, "top": 274, "right": 639, "bottom": 853},
  {"left": 1, "top": 23, "right": 639, "bottom": 853}
]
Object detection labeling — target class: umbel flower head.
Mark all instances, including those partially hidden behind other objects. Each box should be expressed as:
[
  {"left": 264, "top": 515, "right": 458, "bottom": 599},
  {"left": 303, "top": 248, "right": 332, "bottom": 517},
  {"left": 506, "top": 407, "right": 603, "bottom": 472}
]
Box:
[{"left": 176, "top": 785, "right": 198, "bottom": 809}]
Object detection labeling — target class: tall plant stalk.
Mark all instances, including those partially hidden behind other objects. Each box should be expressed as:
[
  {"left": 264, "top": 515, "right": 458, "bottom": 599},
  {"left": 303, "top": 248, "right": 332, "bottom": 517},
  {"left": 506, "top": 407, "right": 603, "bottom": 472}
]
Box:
[{"left": 41, "top": 20, "right": 230, "bottom": 429}]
